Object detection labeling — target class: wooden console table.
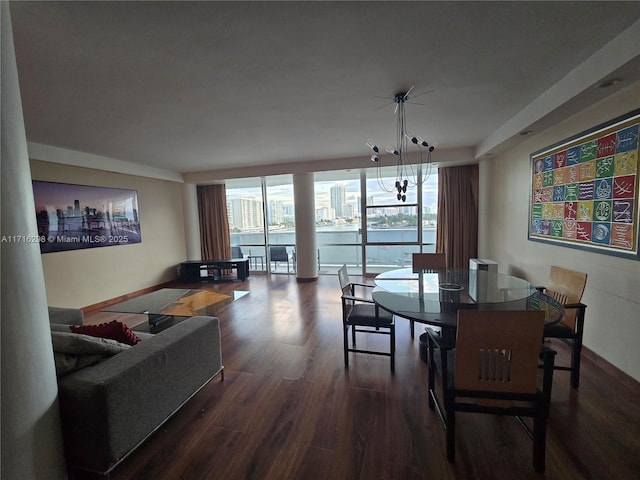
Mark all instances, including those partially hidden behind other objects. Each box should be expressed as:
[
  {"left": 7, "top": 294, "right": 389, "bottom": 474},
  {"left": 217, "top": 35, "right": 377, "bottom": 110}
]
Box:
[{"left": 180, "top": 258, "right": 250, "bottom": 282}]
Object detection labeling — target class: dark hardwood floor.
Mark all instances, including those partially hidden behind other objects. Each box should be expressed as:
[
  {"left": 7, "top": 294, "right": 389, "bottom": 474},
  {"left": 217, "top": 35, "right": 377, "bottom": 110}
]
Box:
[{"left": 81, "top": 274, "right": 640, "bottom": 480}]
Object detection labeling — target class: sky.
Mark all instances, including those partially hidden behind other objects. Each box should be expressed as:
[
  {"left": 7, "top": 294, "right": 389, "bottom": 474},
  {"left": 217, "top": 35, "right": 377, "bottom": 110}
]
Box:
[{"left": 33, "top": 181, "right": 139, "bottom": 213}]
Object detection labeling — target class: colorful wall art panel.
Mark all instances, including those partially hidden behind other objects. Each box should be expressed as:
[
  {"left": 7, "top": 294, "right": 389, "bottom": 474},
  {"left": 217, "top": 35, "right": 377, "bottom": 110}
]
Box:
[{"left": 529, "top": 109, "right": 640, "bottom": 259}]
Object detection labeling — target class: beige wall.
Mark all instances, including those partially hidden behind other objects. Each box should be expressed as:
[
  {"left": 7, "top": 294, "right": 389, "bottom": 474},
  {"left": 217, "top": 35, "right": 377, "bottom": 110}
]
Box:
[
  {"left": 479, "top": 81, "right": 640, "bottom": 381},
  {"left": 30, "top": 160, "right": 187, "bottom": 308}
]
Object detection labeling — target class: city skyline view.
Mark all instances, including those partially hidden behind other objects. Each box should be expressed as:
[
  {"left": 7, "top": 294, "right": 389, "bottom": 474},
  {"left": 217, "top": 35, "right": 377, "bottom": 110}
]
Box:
[
  {"left": 226, "top": 169, "right": 439, "bottom": 217},
  {"left": 33, "top": 181, "right": 140, "bottom": 220}
]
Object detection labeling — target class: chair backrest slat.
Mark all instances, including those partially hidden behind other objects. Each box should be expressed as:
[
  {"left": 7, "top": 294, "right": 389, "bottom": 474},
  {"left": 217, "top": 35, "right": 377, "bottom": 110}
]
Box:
[
  {"left": 412, "top": 253, "right": 446, "bottom": 272},
  {"left": 454, "top": 310, "right": 545, "bottom": 394}
]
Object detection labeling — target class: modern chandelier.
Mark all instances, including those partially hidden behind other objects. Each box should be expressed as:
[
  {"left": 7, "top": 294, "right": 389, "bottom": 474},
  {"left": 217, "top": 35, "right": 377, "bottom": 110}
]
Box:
[{"left": 366, "top": 87, "right": 436, "bottom": 202}]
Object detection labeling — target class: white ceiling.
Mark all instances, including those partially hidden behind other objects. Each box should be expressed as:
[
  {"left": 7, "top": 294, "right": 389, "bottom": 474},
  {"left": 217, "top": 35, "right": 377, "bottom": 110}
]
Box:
[{"left": 9, "top": 1, "right": 640, "bottom": 178}]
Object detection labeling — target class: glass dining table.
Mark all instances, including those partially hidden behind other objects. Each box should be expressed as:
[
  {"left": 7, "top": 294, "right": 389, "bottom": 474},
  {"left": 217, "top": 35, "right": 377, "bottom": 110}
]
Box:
[{"left": 372, "top": 268, "right": 563, "bottom": 339}]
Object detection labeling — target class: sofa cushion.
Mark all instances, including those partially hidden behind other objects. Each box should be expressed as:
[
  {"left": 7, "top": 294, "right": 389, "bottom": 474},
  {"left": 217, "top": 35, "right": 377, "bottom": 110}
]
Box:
[
  {"left": 51, "top": 331, "right": 131, "bottom": 375},
  {"left": 70, "top": 320, "right": 142, "bottom": 345},
  {"left": 48, "top": 306, "right": 84, "bottom": 325}
]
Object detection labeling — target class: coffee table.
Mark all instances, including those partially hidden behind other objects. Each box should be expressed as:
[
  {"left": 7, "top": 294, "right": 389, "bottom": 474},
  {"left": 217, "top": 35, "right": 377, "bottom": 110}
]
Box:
[{"left": 102, "top": 288, "right": 237, "bottom": 333}]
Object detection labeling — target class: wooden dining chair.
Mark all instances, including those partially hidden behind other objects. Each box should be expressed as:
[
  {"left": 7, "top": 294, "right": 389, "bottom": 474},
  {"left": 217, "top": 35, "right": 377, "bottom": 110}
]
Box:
[
  {"left": 409, "top": 253, "right": 447, "bottom": 338},
  {"left": 426, "top": 310, "right": 556, "bottom": 473},
  {"left": 338, "top": 265, "right": 395, "bottom": 372},
  {"left": 412, "top": 252, "right": 446, "bottom": 272},
  {"left": 536, "top": 265, "right": 587, "bottom": 389}
]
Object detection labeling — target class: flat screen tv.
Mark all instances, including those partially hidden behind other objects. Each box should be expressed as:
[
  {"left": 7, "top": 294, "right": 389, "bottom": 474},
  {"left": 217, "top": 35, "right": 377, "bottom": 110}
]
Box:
[{"left": 32, "top": 180, "right": 142, "bottom": 253}]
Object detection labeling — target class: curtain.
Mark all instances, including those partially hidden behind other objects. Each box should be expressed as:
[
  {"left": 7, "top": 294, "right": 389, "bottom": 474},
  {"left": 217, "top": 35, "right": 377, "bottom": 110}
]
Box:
[
  {"left": 436, "top": 165, "right": 479, "bottom": 268},
  {"left": 197, "top": 184, "right": 231, "bottom": 260}
]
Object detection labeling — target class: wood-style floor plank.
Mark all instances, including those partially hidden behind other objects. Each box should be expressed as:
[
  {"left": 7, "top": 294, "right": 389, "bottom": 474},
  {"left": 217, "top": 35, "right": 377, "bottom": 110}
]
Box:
[{"left": 74, "top": 274, "right": 640, "bottom": 480}]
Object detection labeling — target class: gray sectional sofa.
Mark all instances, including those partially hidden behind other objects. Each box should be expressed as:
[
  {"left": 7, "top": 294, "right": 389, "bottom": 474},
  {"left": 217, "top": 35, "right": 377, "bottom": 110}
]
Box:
[{"left": 49, "top": 309, "right": 223, "bottom": 476}]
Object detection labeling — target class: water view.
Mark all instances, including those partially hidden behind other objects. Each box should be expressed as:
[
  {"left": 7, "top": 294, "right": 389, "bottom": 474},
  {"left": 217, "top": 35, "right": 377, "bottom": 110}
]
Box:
[{"left": 232, "top": 225, "right": 437, "bottom": 274}]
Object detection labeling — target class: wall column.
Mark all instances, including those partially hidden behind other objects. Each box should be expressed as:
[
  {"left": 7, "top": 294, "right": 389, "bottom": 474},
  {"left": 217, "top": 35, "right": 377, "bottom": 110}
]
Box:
[
  {"left": 293, "top": 173, "right": 318, "bottom": 281},
  {"left": 1, "top": 3, "right": 67, "bottom": 478},
  {"left": 181, "top": 182, "right": 201, "bottom": 260}
]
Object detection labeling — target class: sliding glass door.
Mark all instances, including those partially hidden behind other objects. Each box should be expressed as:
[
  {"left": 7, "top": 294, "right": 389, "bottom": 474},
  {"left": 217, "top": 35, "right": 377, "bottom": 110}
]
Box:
[
  {"left": 314, "top": 170, "right": 363, "bottom": 274},
  {"left": 265, "top": 175, "right": 295, "bottom": 273},
  {"left": 226, "top": 177, "right": 267, "bottom": 272},
  {"left": 224, "top": 166, "right": 438, "bottom": 276}
]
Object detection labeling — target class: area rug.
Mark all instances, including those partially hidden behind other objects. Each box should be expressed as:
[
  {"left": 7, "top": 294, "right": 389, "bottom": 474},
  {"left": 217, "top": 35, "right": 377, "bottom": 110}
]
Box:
[{"left": 103, "top": 288, "right": 249, "bottom": 317}]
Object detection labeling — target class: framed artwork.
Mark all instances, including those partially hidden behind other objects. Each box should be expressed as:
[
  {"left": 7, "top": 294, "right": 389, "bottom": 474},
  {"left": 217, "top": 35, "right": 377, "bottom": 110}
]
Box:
[
  {"left": 33, "top": 181, "right": 142, "bottom": 253},
  {"left": 528, "top": 108, "right": 640, "bottom": 259}
]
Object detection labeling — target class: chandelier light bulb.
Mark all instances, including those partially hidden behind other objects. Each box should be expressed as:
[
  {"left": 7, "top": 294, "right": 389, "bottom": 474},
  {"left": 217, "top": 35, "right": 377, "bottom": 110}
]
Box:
[
  {"left": 366, "top": 139, "right": 379, "bottom": 153},
  {"left": 406, "top": 132, "right": 419, "bottom": 144},
  {"left": 385, "top": 146, "right": 399, "bottom": 156},
  {"left": 413, "top": 136, "right": 429, "bottom": 148},
  {"left": 370, "top": 154, "right": 379, "bottom": 162}
]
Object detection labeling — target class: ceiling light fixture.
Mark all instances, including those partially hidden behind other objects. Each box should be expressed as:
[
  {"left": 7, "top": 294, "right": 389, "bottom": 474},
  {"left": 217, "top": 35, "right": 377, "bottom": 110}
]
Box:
[{"left": 366, "top": 87, "right": 436, "bottom": 202}]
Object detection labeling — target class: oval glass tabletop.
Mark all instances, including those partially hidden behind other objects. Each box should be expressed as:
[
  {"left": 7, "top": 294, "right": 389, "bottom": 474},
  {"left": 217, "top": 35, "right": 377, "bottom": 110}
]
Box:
[
  {"left": 374, "top": 268, "right": 535, "bottom": 304},
  {"left": 372, "top": 268, "right": 564, "bottom": 327}
]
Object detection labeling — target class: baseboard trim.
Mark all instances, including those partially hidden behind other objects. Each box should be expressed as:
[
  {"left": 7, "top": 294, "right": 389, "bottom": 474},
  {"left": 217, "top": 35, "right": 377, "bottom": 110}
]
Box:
[
  {"left": 81, "top": 279, "right": 176, "bottom": 314},
  {"left": 581, "top": 344, "right": 640, "bottom": 394},
  {"left": 296, "top": 276, "right": 318, "bottom": 283}
]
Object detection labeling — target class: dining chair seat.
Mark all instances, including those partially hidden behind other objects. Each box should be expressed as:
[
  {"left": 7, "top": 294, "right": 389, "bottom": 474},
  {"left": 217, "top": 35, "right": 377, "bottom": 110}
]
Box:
[{"left": 346, "top": 304, "right": 393, "bottom": 327}]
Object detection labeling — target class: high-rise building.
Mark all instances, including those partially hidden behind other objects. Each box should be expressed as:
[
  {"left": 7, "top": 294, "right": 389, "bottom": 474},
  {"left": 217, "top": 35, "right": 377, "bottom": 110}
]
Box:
[
  {"left": 316, "top": 207, "right": 335, "bottom": 221},
  {"left": 228, "top": 197, "right": 264, "bottom": 231},
  {"left": 268, "top": 200, "right": 285, "bottom": 225},
  {"left": 330, "top": 184, "right": 346, "bottom": 218},
  {"left": 343, "top": 203, "right": 356, "bottom": 219}
]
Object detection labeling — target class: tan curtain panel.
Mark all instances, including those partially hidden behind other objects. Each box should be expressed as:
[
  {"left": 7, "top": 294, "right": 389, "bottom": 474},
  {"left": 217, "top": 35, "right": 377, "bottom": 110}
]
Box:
[
  {"left": 197, "top": 184, "right": 231, "bottom": 260},
  {"left": 436, "top": 165, "right": 479, "bottom": 268}
]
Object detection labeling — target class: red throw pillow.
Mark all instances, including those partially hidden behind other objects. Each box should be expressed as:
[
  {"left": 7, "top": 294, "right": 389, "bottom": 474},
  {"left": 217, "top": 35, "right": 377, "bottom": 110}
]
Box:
[{"left": 70, "top": 320, "right": 141, "bottom": 346}]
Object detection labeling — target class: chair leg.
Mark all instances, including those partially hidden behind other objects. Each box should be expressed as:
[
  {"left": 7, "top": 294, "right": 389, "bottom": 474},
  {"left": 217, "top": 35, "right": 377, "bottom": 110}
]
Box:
[
  {"left": 410, "top": 319, "right": 415, "bottom": 339},
  {"left": 532, "top": 413, "right": 547, "bottom": 473},
  {"left": 570, "top": 339, "right": 581, "bottom": 389},
  {"left": 352, "top": 324, "right": 356, "bottom": 345},
  {"left": 445, "top": 405, "right": 455, "bottom": 462},
  {"left": 343, "top": 325, "right": 349, "bottom": 369},
  {"left": 427, "top": 352, "right": 435, "bottom": 409},
  {"left": 390, "top": 326, "right": 396, "bottom": 373}
]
